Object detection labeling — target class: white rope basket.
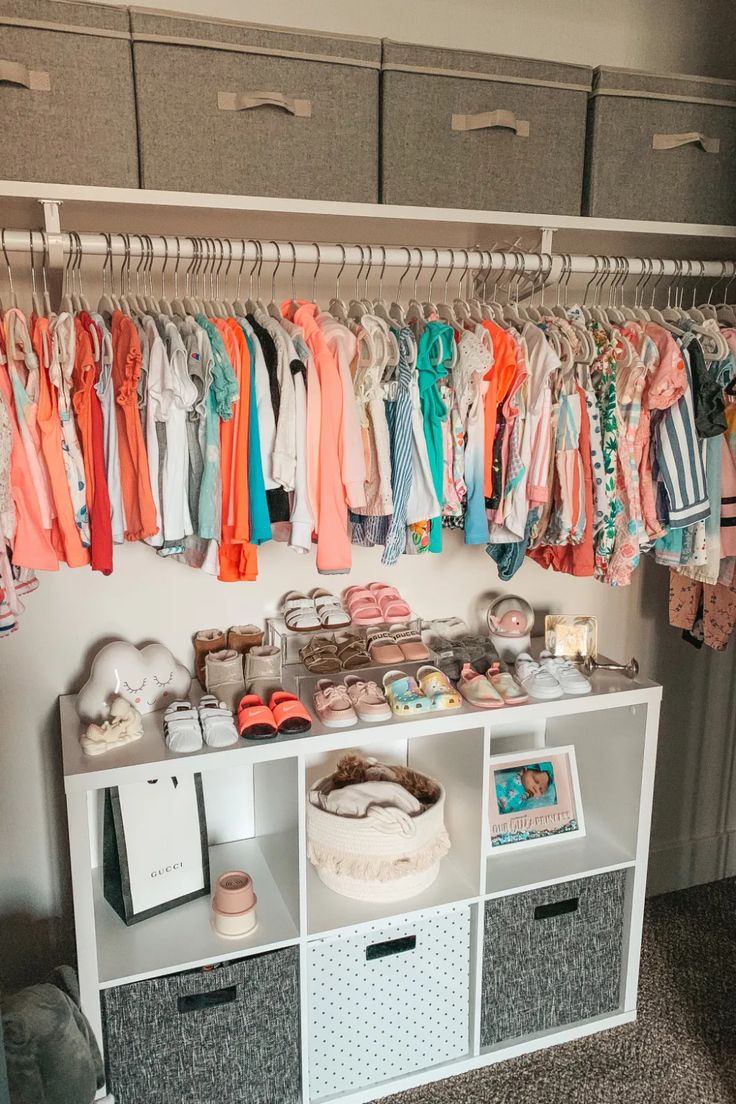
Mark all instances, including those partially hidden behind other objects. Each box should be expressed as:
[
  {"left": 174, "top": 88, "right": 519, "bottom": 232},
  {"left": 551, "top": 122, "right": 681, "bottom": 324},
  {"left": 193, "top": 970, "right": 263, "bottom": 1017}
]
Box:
[{"left": 307, "top": 771, "right": 450, "bottom": 902}]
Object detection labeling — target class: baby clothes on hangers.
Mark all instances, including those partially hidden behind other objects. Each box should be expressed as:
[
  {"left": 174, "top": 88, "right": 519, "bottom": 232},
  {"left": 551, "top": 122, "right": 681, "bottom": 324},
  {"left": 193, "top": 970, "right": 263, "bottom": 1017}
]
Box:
[
  {"left": 382, "top": 326, "right": 415, "bottom": 564},
  {"left": 416, "top": 320, "right": 454, "bottom": 552},
  {"left": 111, "top": 311, "right": 158, "bottom": 542},
  {"left": 455, "top": 328, "right": 492, "bottom": 545},
  {"left": 254, "top": 307, "right": 297, "bottom": 495},
  {"left": 33, "top": 315, "right": 89, "bottom": 568},
  {"left": 5, "top": 308, "right": 56, "bottom": 538},
  {"left": 91, "top": 311, "right": 125, "bottom": 545},
  {"left": 669, "top": 570, "right": 736, "bottom": 650},
  {"left": 349, "top": 313, "right": 393, "bottom": 547},
  {"left": 73, "top": 314, "right": 112, "bottom": 574}
]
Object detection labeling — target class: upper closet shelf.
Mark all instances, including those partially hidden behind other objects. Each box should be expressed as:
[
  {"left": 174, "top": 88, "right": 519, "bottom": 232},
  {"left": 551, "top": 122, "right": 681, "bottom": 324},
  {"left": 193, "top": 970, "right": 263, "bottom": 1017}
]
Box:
[{"left": 1, "top": 181, "right": 735, "bottom": 261}]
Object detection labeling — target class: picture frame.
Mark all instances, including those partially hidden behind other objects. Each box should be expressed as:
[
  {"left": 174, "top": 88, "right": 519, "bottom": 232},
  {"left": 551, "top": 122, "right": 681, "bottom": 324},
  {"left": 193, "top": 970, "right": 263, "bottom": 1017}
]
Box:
[
  {"left": 544, "top": 615, "right": 598, "bottom": 661},
  {"left": 103, "top": 773, "right": 210, "bottom": 925},
  {"left": 488, "top": 746, "right": 585, "bottom": 851}
]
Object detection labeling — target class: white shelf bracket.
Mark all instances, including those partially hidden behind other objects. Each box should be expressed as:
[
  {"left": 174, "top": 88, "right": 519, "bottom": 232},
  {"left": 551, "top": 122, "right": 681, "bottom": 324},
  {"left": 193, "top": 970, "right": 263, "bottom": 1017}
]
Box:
[
  {"left": 38, "top": 199, "right": 64, "bottom": 270},
  {"left": 540, "top": 227, "right": 557, "bottom": 254}
]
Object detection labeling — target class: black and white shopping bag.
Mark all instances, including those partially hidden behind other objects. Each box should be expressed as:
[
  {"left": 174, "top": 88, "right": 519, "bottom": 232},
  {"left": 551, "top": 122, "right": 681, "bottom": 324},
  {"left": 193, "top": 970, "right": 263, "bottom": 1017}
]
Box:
[{"left": 103, "top": 774, "right": 210, "bottom": 925}]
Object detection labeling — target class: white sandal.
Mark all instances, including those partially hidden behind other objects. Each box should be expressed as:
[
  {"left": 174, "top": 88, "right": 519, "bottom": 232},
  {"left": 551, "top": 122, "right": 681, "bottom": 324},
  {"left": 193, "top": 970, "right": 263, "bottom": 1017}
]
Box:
[
  {"left": 198, "top": 694, "right": 239, "bottom": 747},
  {"left": 282, "top": 590, "right": 321, "bottom": 633},
  {"left": 164, "top": 701, "right": 203, "bottom": 753},
  {"left": 311, "top": 589, "right": 351, "bottom": 629}
]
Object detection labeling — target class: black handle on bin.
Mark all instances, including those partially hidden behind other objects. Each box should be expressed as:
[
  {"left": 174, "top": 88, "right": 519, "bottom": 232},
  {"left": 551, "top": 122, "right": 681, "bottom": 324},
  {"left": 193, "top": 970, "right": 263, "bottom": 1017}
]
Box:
[
  {"left": 177, "top": 985, "right": 237, "bottom": 1014},
  {"left": 366, "top": 935, "right": 417, "bottom": 960},
  {"left": 534, "top": 897, "right": 579, "bottom": 921}
]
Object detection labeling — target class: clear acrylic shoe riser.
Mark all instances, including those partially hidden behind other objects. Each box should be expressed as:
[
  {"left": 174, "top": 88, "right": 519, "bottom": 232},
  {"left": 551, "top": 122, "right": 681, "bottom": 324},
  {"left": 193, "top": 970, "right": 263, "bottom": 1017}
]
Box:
[{"left": 266, "top": 615, "right": 423, "bottom": 668}]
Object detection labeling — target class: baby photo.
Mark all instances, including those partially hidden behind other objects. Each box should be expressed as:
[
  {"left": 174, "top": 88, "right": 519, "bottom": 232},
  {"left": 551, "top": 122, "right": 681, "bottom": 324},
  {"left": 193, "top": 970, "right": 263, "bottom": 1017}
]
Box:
[
  {"left": 488, "top": 747, "right": 584, "bottom": 850},
  {"left": 494, "top": 761, "right": 557, "bottom": 814}
]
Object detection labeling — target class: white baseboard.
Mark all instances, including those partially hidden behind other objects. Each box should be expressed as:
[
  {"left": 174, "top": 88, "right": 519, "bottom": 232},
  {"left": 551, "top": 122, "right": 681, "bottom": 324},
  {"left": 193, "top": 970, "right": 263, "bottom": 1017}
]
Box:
[{"left": 647, "top": 831, "right": 736, "bottom": 896}]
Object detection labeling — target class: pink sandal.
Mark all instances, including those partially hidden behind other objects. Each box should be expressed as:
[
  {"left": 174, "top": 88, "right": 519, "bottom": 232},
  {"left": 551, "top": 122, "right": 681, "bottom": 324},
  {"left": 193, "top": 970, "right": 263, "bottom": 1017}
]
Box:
[
  {"left": 344, "top": 586, "right": 383, "bottom": 625},
  {"left": 392, "top": 625, "right": 429, "bottom": 661},
  {"left": 367, "top": 583, "right": 411, "bottom": 624},
  {"left": 366, "top": 628, "right": 404, "bottom": 665}
]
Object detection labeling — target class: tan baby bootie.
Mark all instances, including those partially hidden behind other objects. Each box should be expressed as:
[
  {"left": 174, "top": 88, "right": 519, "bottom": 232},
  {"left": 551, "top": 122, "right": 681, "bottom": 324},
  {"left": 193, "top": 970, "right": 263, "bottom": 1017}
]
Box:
[
  {"left": 194, "top": 628, "right": 226, "bottom": 688},
  {"left": 205, "top": 649, "right": 245, "bottom": 713},
  {"left": 227, "top": 624, "right": 264, "bottom": 657},
  {"left": 245, "top": 645, "right": 282, "bottom": 702}
]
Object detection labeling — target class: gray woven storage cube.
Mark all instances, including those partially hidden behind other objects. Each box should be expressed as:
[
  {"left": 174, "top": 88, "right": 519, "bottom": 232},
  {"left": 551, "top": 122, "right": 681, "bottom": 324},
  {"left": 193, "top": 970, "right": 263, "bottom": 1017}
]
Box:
[
  {"left": 130, "top": 10, "right": 380, "bottom": 200},
  {"left": 381, "top": 41, "right": 591, "bottom": 213},
  {"left": 584, "top": 67, "right": 736, "bottom": 224},
  {"left": 481, "top": 870, "right": 626, "bottom": 1047},
  {"left": 102, "top": 948, "right": 301, "bottom": 1104},
  {"left": 0, "top": 0, "right": 138, "bottom": 187}
]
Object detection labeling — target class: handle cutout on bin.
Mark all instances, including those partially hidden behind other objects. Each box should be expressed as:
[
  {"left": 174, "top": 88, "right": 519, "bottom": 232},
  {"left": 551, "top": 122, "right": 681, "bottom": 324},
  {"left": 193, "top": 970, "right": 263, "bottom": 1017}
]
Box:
[
  {"left": 177, "top": 985, "right": 237, "bottom": 1014},
  {"left": 653, "top": 131, "right": 720, "bottom": 154},
  {"left": 218, "top": 90, "right": 311, "bottom": 117},
  {"left": 0, "top": 60, "right": 50, "bottom": 91},
  {"left": 452, "top": 108, "right": 529, "bottom": 136},
  {"left": 534, "top": 897, "right": 579, "bottom": 920},
  {"left": 366, "top": 935, "right": 417, "bottom": 960}
]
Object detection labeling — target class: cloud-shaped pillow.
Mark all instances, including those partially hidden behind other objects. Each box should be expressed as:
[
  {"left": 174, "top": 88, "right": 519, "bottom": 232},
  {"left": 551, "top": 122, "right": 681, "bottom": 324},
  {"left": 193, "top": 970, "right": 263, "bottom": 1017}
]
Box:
[{"left": 77, "top": 641, "right": 191, "bottom": 722}]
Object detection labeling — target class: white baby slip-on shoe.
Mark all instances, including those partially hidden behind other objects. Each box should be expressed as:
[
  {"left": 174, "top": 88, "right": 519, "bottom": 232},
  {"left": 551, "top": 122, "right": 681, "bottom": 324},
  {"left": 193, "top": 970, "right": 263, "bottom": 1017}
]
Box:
[
  {"left": 514, "top": 653, "right": 564, "bottom": 700},
  {"left": 539, "top": 651, "right": 592, "bottom": 695}
]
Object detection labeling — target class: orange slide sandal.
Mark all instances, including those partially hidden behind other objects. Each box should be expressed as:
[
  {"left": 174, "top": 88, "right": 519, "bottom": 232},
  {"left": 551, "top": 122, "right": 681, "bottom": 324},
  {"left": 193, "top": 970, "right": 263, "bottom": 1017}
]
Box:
[
  {"left": 270, "top": 692, "right": 312, "bottom": 735},
  {"left": 237, "top": 694, "right": 277, "bottom": 739}
]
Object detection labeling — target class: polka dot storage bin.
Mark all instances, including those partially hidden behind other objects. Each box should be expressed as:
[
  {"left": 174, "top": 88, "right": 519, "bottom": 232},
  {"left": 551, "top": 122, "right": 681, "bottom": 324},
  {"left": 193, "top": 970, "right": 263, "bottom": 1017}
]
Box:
[{"left": 307, "top": 906, "right": 472, "bottom": 1100}]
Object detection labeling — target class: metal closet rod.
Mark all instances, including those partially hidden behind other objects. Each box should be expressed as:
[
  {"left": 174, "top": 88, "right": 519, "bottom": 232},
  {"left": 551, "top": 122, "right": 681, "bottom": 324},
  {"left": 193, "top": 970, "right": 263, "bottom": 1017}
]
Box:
[{"left": 0, "top": 229, "right": 734, "bottom": 278}]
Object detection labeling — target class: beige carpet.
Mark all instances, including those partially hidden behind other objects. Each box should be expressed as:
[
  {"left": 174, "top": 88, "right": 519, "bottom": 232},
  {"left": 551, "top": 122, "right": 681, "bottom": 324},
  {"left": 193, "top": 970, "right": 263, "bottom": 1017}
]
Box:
[{"left": 378, "top": 878, "right": 736, "bottom": 1104}]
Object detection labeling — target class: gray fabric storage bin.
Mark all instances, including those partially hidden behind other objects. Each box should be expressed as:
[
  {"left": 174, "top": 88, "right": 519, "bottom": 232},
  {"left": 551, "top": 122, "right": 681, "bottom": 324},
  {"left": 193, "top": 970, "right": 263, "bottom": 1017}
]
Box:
[
  {"left": 0, "top": 0, "right": 138, "bottom": 187},
  {"left": 481, "top": 871, "right": 626, "bottom": 1046},
  {"left": 130, "top": 9, "right": 380, "bottom": 200},
  {"left": 102, "top": 947, "right": 301, "bottom": 1104},
  {"left": 381, "top": 41, "right": 591, "bottom": 213},
  {"left": 585, "top": 67, "right": 736, "bottom": 224}
]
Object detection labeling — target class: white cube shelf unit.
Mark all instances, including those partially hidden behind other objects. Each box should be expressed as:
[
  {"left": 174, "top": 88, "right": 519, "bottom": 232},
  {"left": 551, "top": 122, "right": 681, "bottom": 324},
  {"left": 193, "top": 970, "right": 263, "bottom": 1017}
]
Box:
[{"left": 60, "top": 664, "right": 660, "bottom": 1104}]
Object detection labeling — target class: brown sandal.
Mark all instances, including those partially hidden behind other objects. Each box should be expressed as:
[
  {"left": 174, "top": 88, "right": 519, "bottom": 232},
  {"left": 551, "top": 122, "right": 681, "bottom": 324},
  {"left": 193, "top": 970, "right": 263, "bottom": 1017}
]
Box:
[
  {"left": 299, "top": 635, "right": 341, "bottom": 673},
  {"left": 335, "top": 632, "right": 371, "bottom": 670}
]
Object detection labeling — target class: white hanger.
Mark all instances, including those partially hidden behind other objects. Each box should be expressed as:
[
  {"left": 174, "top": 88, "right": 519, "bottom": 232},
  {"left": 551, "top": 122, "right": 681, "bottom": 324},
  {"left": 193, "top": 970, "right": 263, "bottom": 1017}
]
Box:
[
  {"left": 200, "top": 239, "right": 219, "bottom": 317},
  {"left": 176, "top": 238, "right": 202, "bottom": 318},
  {"left": 157, "top": 236, "right": 174, "bottom": 318},
  {"left": 697, "top": 260, "right": 720, "bottom": 321},
  {"left": 389, "top": 247, "right": 412, "bottom": 327},
  {"left": 58, "top": 233, "right": 76, "bottom": 315},
  {"left": 219, "top": 238, "right": 236, "bottom": 317},
  {"left": 232, "top": 240, "right": 254, "bottom": 318},
  {"left": 278, "top": 241, "right": 300, "bottom": 322},
  {"left": 421, "top": 247, "right": 440, "bottom": 318},
  {"left": 170, "top": 238, "right": 190, "bottom": 319},
  {"left": 715, "top": 262, "right": 736, "bottom": 325},
  {"left": 265, "top": 239, "right": 285, "bottom": 321},
  {"left": 328, "top": 243, "right": 349, "bottom": 322},
  {"left": 348, "top": 245, "right": 369, "bottom": 322},
  {"left": 29, "top": 234, "right": 46, "bottom": 319},
  {"left": 405, "top": 251, "right": 428, "bottom": 330},
  {"left": 483, "top": 253, "right": 507, "bottom": 325},
  {"left": 501, "top": 253, "right": 528, "bottom": 328},
  {"left": 243, "top": 239, "right": 264, "bottom": 315},
  {"left": 0, "top": 230, "right": 18, "bottom": 316}
]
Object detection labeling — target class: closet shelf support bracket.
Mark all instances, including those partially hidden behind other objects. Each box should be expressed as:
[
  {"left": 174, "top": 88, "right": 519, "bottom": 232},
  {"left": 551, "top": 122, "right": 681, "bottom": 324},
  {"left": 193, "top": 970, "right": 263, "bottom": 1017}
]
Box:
[
  {"left": 540, "top": 227, "right": 557, "bottom": 254},
  {"left": 38, "top": 199, "right": 64, "bottom": 270}
]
